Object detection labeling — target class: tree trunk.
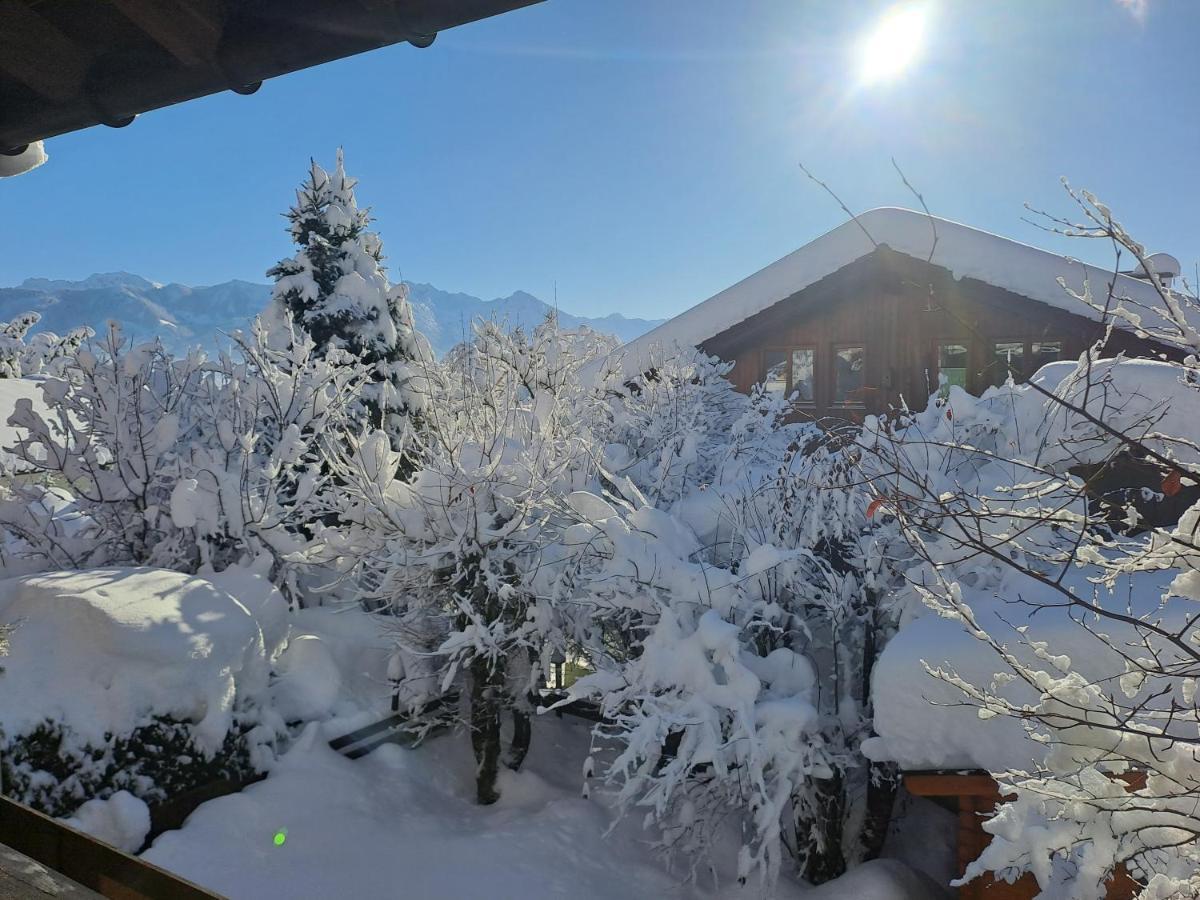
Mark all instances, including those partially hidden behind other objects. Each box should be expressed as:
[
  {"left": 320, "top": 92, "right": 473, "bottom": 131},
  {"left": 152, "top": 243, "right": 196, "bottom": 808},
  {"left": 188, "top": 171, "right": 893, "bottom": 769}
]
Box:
[
  {"left": 802, "top": 773, "right": 847, "bottom": 885},
  {"left": 859, "top": 761, "right": 899, "bottom": 861},
  {"left": 470, "top": 655, "right": 503, "bottom": 805},
  {"left": 506, "top": 707, "right": 531, "bottom": 772}
]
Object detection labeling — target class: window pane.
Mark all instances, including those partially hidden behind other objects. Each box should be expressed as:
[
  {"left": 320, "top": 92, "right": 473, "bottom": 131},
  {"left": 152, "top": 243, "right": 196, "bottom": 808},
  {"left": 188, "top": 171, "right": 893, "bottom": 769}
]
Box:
[
  {"left": 991, "top": 341, "right": 1025, "bottom": 385},
  {"left": 938, "top": 343, "right": 968, "bottom": 390},
  {"left": 762, "top": 350, "right": 788, "bottom": 396},
  {"left": 791, "top": 349, "right": 815, "bottom": 403},
  {"left": 834, "top": 346, "right": 865, "bottom": 404},
  {"left": 1032, "top": 340, "right": 1062, "bottom": 371}
]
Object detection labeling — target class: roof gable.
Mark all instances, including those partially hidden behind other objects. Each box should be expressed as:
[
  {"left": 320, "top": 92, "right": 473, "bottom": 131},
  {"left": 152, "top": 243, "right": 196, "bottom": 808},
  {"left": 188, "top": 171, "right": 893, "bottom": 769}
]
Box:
[{"left": 605, "top": 207, "right": 1182, "bottom": 379}]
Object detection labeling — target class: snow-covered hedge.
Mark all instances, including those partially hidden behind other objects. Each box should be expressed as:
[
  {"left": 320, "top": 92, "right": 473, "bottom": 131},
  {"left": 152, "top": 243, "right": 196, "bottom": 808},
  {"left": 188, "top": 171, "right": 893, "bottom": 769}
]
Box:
[{"left": 0, "top": 567, "right": 287, "bottom": 819}]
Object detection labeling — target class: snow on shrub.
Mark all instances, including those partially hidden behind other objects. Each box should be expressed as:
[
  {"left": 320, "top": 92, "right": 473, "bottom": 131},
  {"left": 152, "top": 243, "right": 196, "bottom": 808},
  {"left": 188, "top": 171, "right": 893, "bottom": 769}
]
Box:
[
  {"left": 0, "top": 318, "right": 369, "bottom": 600},
  {"left": 0, "top": 567, "right": 286, "bottom": 817},
  {"left": 63, "top": 790, "right": 151, "bottom": 853},
  {"left": 856, "top": 190, "right": 1200, "bottom": 899},
  {"left": 320, "top": 316, "right": 615, "bottom": 804},
  {"left": 0, "top": 310, "right": 93, "bottom": 380}
]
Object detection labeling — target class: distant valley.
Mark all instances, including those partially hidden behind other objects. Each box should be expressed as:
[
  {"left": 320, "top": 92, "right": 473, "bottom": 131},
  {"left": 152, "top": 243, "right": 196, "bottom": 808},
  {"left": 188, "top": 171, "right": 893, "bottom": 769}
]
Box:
[{"left": 0, "top": 273, "right": 664, "bottom": 358}]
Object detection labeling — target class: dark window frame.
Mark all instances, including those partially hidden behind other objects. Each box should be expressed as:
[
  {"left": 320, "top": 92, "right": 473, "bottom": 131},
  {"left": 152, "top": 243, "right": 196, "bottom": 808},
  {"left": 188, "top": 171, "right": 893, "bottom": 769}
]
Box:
[
  {"left": 760, "top": 344, "right": 818, "bottom": 406},
  {"left": 831, "top": 342, "right": 867, "bottom": 407},
  {"left": 760, "top": 348, "right": 790, "bottom": 398},
  {"left": 933, "top": 339, "right": 970, "bottom": 394},
  {"left": 983, "top": 337, "right": 1064, "bottom": 386}
]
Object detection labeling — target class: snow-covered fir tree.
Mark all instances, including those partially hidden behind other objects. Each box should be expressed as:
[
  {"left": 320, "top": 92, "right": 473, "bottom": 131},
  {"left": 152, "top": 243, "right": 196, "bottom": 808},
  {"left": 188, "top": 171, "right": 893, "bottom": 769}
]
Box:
[{"left": 266, "top": 150, "right": 429, "bottom": 452}]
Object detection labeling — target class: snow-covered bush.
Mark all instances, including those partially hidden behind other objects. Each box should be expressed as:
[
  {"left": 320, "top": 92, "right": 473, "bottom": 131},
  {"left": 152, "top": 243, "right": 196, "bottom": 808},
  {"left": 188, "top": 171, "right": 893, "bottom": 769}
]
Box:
[
  {"left": 0, "top": 310, "right": 92, "bottom": 379},
  {"left": 0, "top": 568, "right": 284, "bottom": 822},
  {"left": 0, "top": 317, "right": 369, "bottom": 600},
  {"left": 550, "top": 350, "right": 910, "bottom": 889},
  {"left": 858, "top": 189, "right": 1200, "bottom": 899},
  {"left": 321, "top": 316, "right": 613, "bottom": 804},
  {"left": 266, "top": 150, "right": 430, "bottom": 453},
  {"left": 317, "top": 327, "right": 911, "bottom": 886}
]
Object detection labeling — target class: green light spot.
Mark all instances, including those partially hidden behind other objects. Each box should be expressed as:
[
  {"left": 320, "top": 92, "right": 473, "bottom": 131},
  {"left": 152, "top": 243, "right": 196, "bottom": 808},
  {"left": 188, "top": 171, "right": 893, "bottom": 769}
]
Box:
[{"left": 273, "top": 830, "right": 287, "bottom": 847}]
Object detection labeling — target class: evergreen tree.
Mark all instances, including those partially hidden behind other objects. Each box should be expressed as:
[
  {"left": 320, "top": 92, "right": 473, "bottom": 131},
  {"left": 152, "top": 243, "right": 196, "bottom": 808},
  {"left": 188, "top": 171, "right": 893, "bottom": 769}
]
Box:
[{"left": 266, "top": 150, "right": 428, "bottom": 450}]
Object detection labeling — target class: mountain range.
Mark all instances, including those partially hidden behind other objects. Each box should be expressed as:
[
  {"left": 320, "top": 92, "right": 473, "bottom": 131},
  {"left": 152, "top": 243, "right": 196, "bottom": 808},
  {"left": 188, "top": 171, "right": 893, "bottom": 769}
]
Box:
[{"left": 0, "top": 273, "right": 664, "bottom": 358}]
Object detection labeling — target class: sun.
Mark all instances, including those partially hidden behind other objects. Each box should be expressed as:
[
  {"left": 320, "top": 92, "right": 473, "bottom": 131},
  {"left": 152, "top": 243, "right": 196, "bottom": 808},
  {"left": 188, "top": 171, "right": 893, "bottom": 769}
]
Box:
[{"left": 857, "top": 3, "right": 929, "bottom": 86}]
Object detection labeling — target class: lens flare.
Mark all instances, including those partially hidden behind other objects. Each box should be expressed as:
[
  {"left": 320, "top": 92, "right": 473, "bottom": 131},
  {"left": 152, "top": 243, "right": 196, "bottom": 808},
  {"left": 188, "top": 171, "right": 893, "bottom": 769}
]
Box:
[
  {"left": 857, "top": 3, "right": 929, "bottom": 85},
  {"left": 273, "top": 828, "right": 288, "bottom": 847}
]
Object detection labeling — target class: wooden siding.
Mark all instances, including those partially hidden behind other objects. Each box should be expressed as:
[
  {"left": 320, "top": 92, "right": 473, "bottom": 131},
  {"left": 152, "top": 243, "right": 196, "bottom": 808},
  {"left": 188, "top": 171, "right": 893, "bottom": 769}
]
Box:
[
  {"left": 701, "top": 247, "right": 1175, "bottom": 418},
  {"left": 905, "top": 772, "right": 1140, "bottom": 900}
]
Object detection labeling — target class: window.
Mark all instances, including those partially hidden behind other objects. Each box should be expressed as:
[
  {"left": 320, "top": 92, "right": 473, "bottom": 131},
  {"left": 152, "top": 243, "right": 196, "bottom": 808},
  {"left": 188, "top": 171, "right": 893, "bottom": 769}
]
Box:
[
  {"left": 834, "top": 345, "right": 865, "bottom": 404},
  {"left": 990, "top": 341, "right": 1025, "bottom": 385},
  {"left": 937, "top": 342, "right": 968, "bottom": 391},
  {"left": 1032, "top": 340, "right": 1062, "bottom": 371},
  {"left": 761, "top": 347, "right": 816, "bottom": 404},
  {"left": 790, "top": 348, "right": 815, "bottom": 404},
  {"left": 762, "top": 350, "right": 788, "bottom": 397}
]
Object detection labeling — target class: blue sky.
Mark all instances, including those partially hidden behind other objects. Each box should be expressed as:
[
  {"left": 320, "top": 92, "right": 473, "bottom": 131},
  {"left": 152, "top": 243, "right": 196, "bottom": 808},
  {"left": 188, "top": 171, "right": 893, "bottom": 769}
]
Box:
[{"left": 2, "top": 0, "right": 1197, "bottom": 320}]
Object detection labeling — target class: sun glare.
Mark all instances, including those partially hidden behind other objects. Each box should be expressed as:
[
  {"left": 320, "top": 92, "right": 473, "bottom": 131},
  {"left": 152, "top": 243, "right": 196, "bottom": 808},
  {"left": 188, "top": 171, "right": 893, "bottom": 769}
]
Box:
[{"left": 857, "top": 3, "right": 928, "bottom": 86}]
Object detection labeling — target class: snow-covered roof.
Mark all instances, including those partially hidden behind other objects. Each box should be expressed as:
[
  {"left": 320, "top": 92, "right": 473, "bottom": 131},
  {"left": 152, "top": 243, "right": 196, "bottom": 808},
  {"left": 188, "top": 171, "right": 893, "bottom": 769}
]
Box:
[{"left": 604, "top": 207, "right": 1176, "bottom": 379}]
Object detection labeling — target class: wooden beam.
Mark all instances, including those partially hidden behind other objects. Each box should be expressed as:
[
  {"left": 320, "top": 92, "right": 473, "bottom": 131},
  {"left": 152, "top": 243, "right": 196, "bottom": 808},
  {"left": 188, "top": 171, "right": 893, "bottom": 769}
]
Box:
[
  {"left": 0, "top": 0, "right": 547, "bottom": 149},
  {"left": 108, "top": 0, "right": 224, "bottom": 67},
  {"left": 0, "top": 793, "right": 219, "bottom": 899},
  {"left": 0, "top": 0, "right": 88, "bottom": 101},
  {"left": 903, "top": 772, "right": 1005, "bottom": 802}
]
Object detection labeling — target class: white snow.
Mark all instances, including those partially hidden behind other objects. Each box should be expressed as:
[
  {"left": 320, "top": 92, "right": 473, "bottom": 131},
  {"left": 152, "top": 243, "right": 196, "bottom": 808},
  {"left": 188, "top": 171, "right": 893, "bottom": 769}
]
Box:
[
  {"left": 147, "top": 711, "right": 908, "bottom": 900},
  {"left": 866, "top": 358, "right": 1200, "bottom": 771},
  {"left": 0, "top": 568, "right": 271, "bottom": 754},
  {"left": 62, "top": 790, "right": 151, "bottom": 854},
  {"left": 279, "top": 605, "right": 395, "bottom": 715},
  {"left": 803, "top": 859, "right": 947, "bottom": 900},
  {"left": 130, "top": 602, "right": 939, "bottom": 900},
  {"left": 599, "top": 207, "right": 1180, "bottom": 380},
  {"left": 202, "top": 563, "right": 291, "bottom": 657},
  {"left": 1031, "top": 357, "right": 1200, "bottom": 467},
  {"left": 871, "top": 564, "right": 1184, "bottom": 771},
  {"left": 270, "top": 634, "right": 342, "bottom": 722},
  {"left": 0, "top": 377, "right": 55, "bottom": 473}
]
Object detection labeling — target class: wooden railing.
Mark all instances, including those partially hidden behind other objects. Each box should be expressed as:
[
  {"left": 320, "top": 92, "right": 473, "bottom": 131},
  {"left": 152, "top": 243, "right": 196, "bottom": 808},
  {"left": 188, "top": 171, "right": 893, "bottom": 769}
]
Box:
[{"left": 0, "top": 793, "right": 221, "bottom": 899}]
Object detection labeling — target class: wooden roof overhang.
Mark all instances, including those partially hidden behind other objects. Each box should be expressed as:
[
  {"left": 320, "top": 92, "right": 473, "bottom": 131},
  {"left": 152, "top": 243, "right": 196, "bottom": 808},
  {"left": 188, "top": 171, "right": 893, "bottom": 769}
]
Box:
[{"left": 0, "top": 0, "right": 544, "bottom": 154}]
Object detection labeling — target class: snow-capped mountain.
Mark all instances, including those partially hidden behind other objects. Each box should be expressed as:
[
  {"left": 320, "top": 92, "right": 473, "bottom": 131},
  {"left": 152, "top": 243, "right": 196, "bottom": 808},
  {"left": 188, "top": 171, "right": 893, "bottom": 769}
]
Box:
[{"left": 0, "top": 273, "right": 663, "bottom": 357}]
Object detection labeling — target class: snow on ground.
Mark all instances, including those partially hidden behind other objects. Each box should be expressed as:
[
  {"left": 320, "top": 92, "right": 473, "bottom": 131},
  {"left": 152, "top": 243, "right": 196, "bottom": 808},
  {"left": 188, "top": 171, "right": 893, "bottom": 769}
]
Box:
[
  {"left": 0, "top": 568, "right": 276, "bottom": 752},
  {"left": 144, "top": 712, "right": 936, "bottom": 900},
  {"left": 144, "top": 715, "right": 776, "bottom": 900},
  {"left": 803, "top": 860, "right": 946, "bottom": 900},
  {"left": 272, "top": 604, "right": 395, "bottom": 722},
  {"left": 142, "top": 618, "right": 935, "bottom": 900},
  {"left": 0, "top": 563, "right": 941, "bottom": 898}
]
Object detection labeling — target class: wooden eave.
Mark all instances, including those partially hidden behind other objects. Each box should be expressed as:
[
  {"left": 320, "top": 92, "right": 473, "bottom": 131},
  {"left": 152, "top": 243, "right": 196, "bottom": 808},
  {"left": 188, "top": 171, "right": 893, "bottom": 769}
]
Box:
[{"left": 0, "top": 0, "right": 544, "bottom": 153}]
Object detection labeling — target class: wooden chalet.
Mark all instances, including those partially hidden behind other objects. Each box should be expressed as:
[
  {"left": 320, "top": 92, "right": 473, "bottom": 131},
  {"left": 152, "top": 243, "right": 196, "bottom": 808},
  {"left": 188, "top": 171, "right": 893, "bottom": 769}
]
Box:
[
  {"left": 613, "top": 207, "right": 1184, "bottom": 420},
  {"left": 610, "top": 209, "right": 1190, "bottom": 899}
]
